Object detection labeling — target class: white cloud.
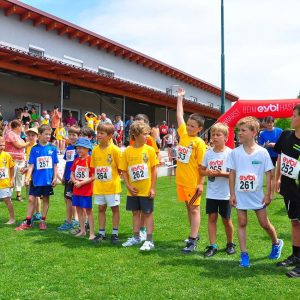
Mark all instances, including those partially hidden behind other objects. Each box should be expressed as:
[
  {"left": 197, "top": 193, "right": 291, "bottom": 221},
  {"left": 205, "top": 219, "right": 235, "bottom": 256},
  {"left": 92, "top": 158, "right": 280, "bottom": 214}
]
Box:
[{"left": 77, "top": 0, "right": 300, "bottom": 99}]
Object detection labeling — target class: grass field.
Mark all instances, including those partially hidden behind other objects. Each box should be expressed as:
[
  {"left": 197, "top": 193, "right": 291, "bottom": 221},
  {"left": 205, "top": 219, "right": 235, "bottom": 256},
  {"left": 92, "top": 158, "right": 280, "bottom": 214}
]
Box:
[{"left": 0, "top": 176, "right": 298, "bottom": 300}]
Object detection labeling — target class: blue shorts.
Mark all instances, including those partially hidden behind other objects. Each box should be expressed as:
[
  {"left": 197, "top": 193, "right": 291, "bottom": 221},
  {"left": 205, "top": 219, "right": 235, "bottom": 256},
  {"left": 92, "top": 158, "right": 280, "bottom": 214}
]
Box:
[
  {"left": 72, "top": 195, "right": 92, "bottom": 209},
  {"left": 29, "top": 184, "right": 54, "bottom": 197}
]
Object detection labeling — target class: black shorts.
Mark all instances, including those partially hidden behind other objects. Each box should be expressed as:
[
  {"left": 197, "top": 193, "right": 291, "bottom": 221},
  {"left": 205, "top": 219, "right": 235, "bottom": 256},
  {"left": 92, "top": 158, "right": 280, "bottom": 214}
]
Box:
[
  {"left": 284, "top": 197, "right": 300, "bottom": 222},
  {"left": 29, "top": 183, "right": 54, "bottom": 197},
  {"left": 64, "top": 181, "right": 74, "bottom": 200},
  {"left": 206, "top": 198, "right": 232, "bottom": 219},
  {"left": 126, "top": 196, "right": 154, "bottom": 214},
  {"left": 271, "top": 157, "right": 277, "bottom": 167}
]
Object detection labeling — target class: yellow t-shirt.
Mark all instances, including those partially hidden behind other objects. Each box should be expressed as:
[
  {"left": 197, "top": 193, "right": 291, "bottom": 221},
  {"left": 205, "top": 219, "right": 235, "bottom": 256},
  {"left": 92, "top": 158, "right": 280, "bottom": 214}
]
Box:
[
  {"left": 120, "top": 144, "right": 158, "bottom": 196},
  {"left": 85, "top": 116, "right": 96, "bottom": 130},
  {"left": 26, "top": 143, "right": 36, "bottom": 161},
  {"left": 176, "top": 123, "right": 206, "bottom": 188},
  {"left": 0, "top": 151, "right": 15, "bottom": 189},
  {"left": 91, "top": 143, "right": 122, "bottom": 195},
  {"left": 55, "top": 127, "right": 67, "bottom": 141},
  {"left": 94, "top": 119, "right": 101, "bottom": 132}
]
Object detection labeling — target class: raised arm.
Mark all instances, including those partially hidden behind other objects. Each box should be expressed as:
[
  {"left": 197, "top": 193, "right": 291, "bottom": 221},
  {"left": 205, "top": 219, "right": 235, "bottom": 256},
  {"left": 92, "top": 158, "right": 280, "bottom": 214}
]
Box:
[{"left": 176, "top": 87, "right": 185, "bottom": 127}]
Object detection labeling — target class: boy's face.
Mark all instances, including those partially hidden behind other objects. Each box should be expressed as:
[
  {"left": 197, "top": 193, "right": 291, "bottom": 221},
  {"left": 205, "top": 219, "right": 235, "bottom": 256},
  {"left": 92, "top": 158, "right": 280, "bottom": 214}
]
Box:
[
  {"left": 238, "top": 124, "right": 256, "bottom": 143},
  {"left": 68, "top": 133, "right": 78, "bottom": 145},
  {"left": 291, "top": 109, "right": 300, "bottom": 129},
  {"left": 39, "top": 130, "right": 51, "bottom": 144},
  {"left": 76, "top": 146, "right": 89, "bottom": 157},
  {"left": 0, "top": 139, "right": 5, "bottom": 152},
  {"left": 97, "top": 131, "right": 111, "bottom": 144},
  {"left": 186, "top": 119, "right": 201, "bottom": 137},
  {"left": 211, "top": 130, "right": 227, "bottom": 147},
  {"left": 27, "top": 132, "right": 38, "bottom": 143},
  {"left": 134, "top": 130, "right": 148, "bottom": 144}
]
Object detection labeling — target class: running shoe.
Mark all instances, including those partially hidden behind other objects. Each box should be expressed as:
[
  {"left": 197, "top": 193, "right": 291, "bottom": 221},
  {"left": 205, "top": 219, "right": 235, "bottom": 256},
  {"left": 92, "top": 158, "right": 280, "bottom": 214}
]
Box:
[
  {"left": 184, "top": 235, "right": 200, "bottom": 243},
  {"left": 240, "top": 252, "right": 250, "bottom": 268},
  {"left": 92, "top": 233, "right": 106, "bottom": 244},
  {"left": 39, "top": 221, "right": 47, "bottom": 230},
  {"left": 140, "top": 240, "right": 155, "bottom": 251},
  {"left": 139, "top": 230, "right": 147, "bottom": 242},
  {"left": 225, "top": 243, "right": 236, "bottom": 255},
  {"left": 32, "top": 212, "right": 42, "bottom": 222},
  {"left": 122, "top": 237, "right": 141, "bottom": 247},
  {"left": 277, "top": 255, "right": 300, "bottom": 267},
  {"left": 204, "top": 246, "right": 217, "bottom": 257},
  {"left": 286, "top": 266, "right": 300, "bottom": 278},
  {"left": 57, "top": 220, "right": 72, "bottom": 231},
  {"left": 182, "top": 240, "right": 197, "bottom": 253},
  {"left": 269, "top": 239, "right": 284, "bottom": 260},
  {"left": 70, "top": 228, "right": 81, "bottom": 235},
  {"left": 71, "top": 219, "right": 80, "bottom": 228},
  {"left": 111, "top": 234, "right": 119, "bottom": 244},
  {"left": 15, "top": 221, "right": 33, "bottom": 231}
]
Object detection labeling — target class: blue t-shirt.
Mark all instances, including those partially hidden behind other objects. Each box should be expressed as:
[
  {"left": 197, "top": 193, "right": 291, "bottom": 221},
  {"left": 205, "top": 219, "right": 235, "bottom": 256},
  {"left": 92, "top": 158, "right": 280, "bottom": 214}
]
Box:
[
  {"left": 63, "top": 145, "right": 78, "bottom": 181},
  {"left": 258, "top": 127, "right": 283, "bottom": 158},
  {"left": 28, "top": 143, "right": 59, "bottom": 186}
]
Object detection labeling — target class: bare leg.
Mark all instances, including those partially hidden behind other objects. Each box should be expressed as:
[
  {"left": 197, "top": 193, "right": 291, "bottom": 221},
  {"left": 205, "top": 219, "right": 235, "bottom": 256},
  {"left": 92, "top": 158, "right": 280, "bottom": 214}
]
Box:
[
  {"left": 291, "top": 220, "right": 300, "bottom": 247},
  {"left": 86, "top": 208, "right": 95, "bottom": 239},
  {"left": 132, "top": 210, "right": 141, "bottom": 234},
  {"left": 222, "top": 217, "right": 234, "bottom": 244},
  {"left": 143, "top": 212, "right": 154, "bottom": 235},
  {"left": 255, "top": 208, "right": 278, "bottom": 244},
  {"left": 41, "top": 196, "right": 50, "bottom": 219},
  {"left": 26, "top": 195, "right": 36, "bottom": 218},
  {"left": 188, "top": 205, "right": 200, "bottom": 239},
  {"left": 66, "top": 198, "right": 72, "bottom": 223},
  {"left": 208, "top": 213, "right": 218, "bottom": 244},
  {"left": 111, "top": 205, "right": 120, "bottom": 229},
  {"left": 75, "top": 207, "right": 86, "bottom": 236},
  {"left": 98, "top": 205, "right": 107, "bottom": 230},
  {"left": 237, "top": 210, "right": 247, "bottom": 252},
  {"left": 3, "top": 197, "right": 15, "bottom": 224}
]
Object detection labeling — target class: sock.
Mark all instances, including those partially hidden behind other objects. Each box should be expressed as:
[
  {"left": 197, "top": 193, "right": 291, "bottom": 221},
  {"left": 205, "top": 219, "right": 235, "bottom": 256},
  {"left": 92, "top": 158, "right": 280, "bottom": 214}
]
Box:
[
  {"left": 26, "top": 217, "right": 32, "bottom": 225},
  {"left": 42, "top": 216, "right": 46, "bottom": 221},
  {"left": 210, "top": 244, "right": 218, "bottom": 249},
  {"left": 140, "top": 226, "right": 146, "bottom": 233},
  {"left": 99, "top": 229, "right": 105, "bottom": 236},
  {"left": 146, "top": 234, "right": 153, "bottom": 241},
  {"left": 134, "top": 232, "right": 140, "bottom": 239},
  {"left": 112, "top": 228, "right": 118, "bottom": 235},
  {"left": 292, "top": 245, "right": 300, "bottom": 259}
]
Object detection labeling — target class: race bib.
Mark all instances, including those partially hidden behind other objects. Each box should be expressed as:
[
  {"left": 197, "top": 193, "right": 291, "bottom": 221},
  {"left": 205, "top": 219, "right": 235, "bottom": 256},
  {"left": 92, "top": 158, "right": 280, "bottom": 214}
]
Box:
[
  {"left": 237, "top": 173, "right": 258, "bottom": 192},
  {"left": 177, "top": 146, "right": 192, "bottom": 164},
  {"left": 75, "top": 166, "right": 89, "bottom": 180},
  {"left": 129, "top": 164, "right": 149, "bottom": 182},
  {"left": 0, "top": 168, "right": 8, "bottom": 179},
  {"left": 37, "top": 156, "right": 53, "bottom": 170},
  {"left": 280, "top": 153, "right": 300, "bottom": 179},
  {"left": 95, "top": 166, "right": 112, "bottom": 181},
  {"left": 208, "top": 159, "right": 225, "bottom": 171},
  {"left": 66, "top": 150, "right": 75, "bottom": 162}
]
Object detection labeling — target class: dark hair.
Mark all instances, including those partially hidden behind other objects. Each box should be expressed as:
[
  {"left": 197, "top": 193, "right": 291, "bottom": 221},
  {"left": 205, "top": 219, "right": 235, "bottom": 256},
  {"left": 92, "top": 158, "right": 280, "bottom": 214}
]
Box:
[
  {"left": 265, "top": 116, "right": 275, "bottom": 123},
  {"left": 188, "top": 113, "right": 204, "bottom": 128},
  {"left": 38, "top": 124, "right": 52, "bottom": 134},
  {"left": 10, "top": 119, "right": 22, "bottom": 129},
  {"left": 293, "top": 103, "right": 300, "bottom": 115},
  {"left": 24, "top": 106, "right": 28, "bottom": 110},
  {"left": 80, "top": 126, "right": 94, "bottom": 138},
  {"left": 134, "top": 114, "right": 149, "bottom": 124},
  {"left": 68, "top": 126, "right": 80, "bottom": 135},
  {"left": 54, "top": 105, "right": 59, "bottom": 109}
]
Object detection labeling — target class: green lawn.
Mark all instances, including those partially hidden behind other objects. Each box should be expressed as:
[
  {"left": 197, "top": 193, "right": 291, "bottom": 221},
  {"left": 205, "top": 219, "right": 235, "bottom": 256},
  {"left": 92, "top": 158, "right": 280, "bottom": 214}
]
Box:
[{"left": 0, "top": 177, "right": 298, "bottom": 300}]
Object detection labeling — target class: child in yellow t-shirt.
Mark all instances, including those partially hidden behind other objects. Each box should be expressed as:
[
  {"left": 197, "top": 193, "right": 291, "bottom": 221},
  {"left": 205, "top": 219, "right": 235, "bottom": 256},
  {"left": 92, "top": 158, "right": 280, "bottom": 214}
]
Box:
[
  {"left": 85, "top": 112, "right": 97, "bottom": 131},
  {"left": 54, "top": 122, "right": 67, "bottom": 154},
  {"left": 176, "top": 87, "right": 206, "bottom": 253},
  {"left": 120, "top": 121, "right": 158, "bottom": 251},
  {"left": 0, "top": 136, "right": 15, "bottom": 224},
  {"left": 91, "top": 123, "right": 122, "bottom": 244}
]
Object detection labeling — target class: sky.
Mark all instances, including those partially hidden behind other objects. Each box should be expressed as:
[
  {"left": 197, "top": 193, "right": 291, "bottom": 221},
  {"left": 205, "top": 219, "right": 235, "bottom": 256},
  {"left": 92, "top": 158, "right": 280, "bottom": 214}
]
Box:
[{"left": 20, "top": 0, "right": 300, "bottom": 100}]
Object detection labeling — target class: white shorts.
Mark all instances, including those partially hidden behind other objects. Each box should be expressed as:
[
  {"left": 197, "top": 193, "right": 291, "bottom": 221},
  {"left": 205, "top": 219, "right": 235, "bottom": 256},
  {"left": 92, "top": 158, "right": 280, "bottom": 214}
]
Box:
[
  {"left": 0, "top": 188, "right": 13, "bottom": 199},
  {"left": 94, "top": 194, "right": 120, "bottom": 207}
]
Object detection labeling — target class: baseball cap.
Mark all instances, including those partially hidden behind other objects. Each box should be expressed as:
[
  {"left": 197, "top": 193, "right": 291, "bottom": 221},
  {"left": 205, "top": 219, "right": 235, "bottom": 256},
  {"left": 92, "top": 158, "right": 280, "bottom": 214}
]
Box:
[
  {"left": 75, "top": 137, "right": 92, "bottom": 149},
  {"left": 26, "top": 127, "right": 38, "bottom": 135}
]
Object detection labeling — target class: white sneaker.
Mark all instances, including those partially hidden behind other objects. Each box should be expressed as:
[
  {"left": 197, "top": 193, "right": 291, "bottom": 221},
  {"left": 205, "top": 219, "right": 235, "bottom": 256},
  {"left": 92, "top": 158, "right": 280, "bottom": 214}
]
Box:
[
  {"left": 140, "top": 240, "right": 155, "bottom": 251},
  {"left": 122, "top": 236, "right": 141, "bottom": 247},
  {"left": 139, "top": 230, "right": 147, "bottom": 242}
]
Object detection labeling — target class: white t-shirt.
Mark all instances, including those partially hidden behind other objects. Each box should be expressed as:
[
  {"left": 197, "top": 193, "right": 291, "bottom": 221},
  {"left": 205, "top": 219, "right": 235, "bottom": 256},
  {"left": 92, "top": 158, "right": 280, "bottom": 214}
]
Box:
[
  {"left": 226, "top": 144, "right": 273, "bottom": 210},
  {"left": 202, "top": 147, "right": 231, "bottom": 200}
]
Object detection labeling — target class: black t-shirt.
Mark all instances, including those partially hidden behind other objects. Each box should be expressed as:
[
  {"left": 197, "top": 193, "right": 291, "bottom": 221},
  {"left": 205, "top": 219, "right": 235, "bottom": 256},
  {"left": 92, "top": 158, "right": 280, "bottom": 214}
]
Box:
[{"left": 274, "top": 130, "right": 300, "bottom": 201}]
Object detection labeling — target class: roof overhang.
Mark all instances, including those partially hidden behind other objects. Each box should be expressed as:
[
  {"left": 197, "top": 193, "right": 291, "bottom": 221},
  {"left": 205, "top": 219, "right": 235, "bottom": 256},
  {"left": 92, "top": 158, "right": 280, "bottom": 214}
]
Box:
[
  {"left": 0, "top": 0, "right": 239, "bottom": 103},
  {"left": 0, "top": 45, "right": 221, "bottom": 119}
]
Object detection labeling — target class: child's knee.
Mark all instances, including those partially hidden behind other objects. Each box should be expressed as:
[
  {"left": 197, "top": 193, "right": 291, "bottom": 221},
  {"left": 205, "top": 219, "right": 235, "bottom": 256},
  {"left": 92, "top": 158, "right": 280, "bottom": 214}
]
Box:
[
  {"left": 238, "top": 220, "right": 247, "bottom": 228},
  {"left": 208, "top": 213, "right": 218, "bottom": 223},
  {"left": 260, "top": 220, "right": 272, "bottom": 230},
  {"left": 291, "top": 220, "right": 300, "bottom": 228},
  {"left": 98, "top": 205, "right": 107, "bottom": 213}
]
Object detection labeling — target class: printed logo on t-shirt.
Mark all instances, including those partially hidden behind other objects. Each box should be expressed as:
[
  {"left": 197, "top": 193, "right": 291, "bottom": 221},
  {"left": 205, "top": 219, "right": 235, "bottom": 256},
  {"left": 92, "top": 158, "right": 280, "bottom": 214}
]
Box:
[
  {"left": 237, "top": 174, "right": 258, "bottom": 192},
  {"left": 95, "top": 166, "right": 112, "bottom": 181},
  {"left": 0, "top": 168, "right": 8, "bottom": 179},
  {"left": 37, "top": 156, "right": 53, "bottom": 170},
  {"left": 129, "top": 164, "right": 149, "bottom": 182},
  {"left": 280, "top": 153, "right": 300, "bottom": 179}
]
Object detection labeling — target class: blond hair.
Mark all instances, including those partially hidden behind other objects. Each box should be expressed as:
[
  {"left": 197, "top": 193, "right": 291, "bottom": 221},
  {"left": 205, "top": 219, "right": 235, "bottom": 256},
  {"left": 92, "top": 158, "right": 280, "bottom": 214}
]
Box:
[
  {"left": 210, "top": 122, "right": 229, "bottom": 137},
  {"left": 97, "top": 123, "right": 115, "bottom": 135},
  {"left": 237, "top": 116, "right": 260, "bottom": 133},
  {"left": 129, "top": 121, "right": 150, "bottom": 141}
]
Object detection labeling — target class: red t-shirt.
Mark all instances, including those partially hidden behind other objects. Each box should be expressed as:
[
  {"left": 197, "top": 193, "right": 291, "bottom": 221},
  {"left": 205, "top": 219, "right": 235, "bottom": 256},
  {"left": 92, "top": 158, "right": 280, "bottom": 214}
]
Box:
[
  {"left": 159, "top": 125, "right": 168, "bottom": 135},
  {"left": 71, "top": 156, "right": 94, "bottom": 196}
]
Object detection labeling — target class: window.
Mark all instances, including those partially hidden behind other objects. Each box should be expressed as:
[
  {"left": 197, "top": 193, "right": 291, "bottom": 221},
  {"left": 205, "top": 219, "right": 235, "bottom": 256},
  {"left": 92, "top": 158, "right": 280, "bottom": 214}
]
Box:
[
  {"left": 98, "top": 66, "right": 114, "bottom": 78},
  {"left": 63, "top": 55, "right": 83, "bottom": 68},
  {"left": 29, "top": 45, "right": 45, "bottom": 57}
]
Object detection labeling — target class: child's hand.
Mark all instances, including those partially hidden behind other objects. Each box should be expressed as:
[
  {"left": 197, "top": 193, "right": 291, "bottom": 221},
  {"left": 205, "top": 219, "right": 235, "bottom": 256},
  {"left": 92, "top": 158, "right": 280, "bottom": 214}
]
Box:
[
  {"left": 52, "top": 178, "right": 57, "bottom": 187},
  {"left": 177, "top": 87, "right": 185, "bottom": 98},
  {"left": 207, "top": 169, "right": 219, "bottom": 177},
  {"left": 262, "top": 195, "right": 271, "bottom": 206},
  {"left": 195, "top": 184, "right": 203, "bottom": 197},
  {"left": 149, "top": 188, "right": 156, "bottom": 199},
  {"left": 10, "top": 180, "right": 14, "bottom": 188},
  {"left": 275, "top": 179, "right": 281, "bottom": 193},
  {"left": 128, "top": 185, "right": 138, "bottom": 196},
  {"left": 24, "top": 179, "right": 30, "bottom": 186},
  {"left": 61, "top": 178, "right": 65, "bottom": 184},
  {"left": 20, "top": 167, "right": 28, "bottom": 175},
  {"left": 229, "top": 195, "right": 236, "bottom": 207},
  {"left": 74, "top": 181, "right": 83, "bottom": 188}
]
